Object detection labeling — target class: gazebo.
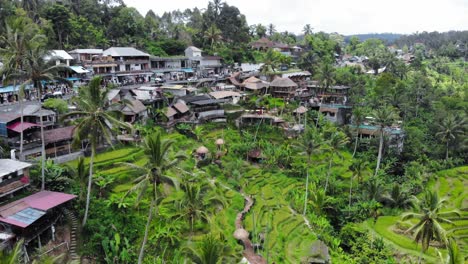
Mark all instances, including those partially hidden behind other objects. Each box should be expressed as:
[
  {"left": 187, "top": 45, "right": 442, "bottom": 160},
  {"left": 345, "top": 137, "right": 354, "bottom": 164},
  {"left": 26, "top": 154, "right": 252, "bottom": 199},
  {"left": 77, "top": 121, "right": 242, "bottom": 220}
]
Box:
[
  {"left": 195, "top": 146, "right": 209, "bottom": 160},
  {"left": 242, "top": 77, "right": 270, "bottom": 94},
  {"left": 269, "top": 77, "right": 298, "bottom": 99}
]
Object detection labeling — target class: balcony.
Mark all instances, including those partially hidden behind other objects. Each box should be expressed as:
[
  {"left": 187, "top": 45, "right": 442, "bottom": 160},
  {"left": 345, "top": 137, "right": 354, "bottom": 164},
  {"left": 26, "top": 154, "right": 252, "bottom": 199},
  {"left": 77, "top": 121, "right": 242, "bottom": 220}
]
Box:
[
  {"left": 115, "top": 59, "right": 150, "bottom": 65},
  {"left": 0, "top": 177, "right": 29, "bottom": 198}
]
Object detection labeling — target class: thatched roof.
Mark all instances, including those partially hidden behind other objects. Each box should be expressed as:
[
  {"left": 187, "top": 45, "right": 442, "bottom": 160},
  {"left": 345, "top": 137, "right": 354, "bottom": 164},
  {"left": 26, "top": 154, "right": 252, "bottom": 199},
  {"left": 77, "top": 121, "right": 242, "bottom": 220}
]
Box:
[
  {"left": 243, "top": 76, "right": 262, "bottom": 84},
  {"left": 270, "top": 77, "right": 297, "bottom": 87},
  {"left": 293, "top": 106, "right": 308, "bottom": 114},
  {"left": 234, "top": 228, "right": 249, "bottom": 240},
  {"left": 196, "top": 146, "right": 209, "bottom": 154},
  {"left": 244, "top": 82, "right": 269, "bottom": 90}
]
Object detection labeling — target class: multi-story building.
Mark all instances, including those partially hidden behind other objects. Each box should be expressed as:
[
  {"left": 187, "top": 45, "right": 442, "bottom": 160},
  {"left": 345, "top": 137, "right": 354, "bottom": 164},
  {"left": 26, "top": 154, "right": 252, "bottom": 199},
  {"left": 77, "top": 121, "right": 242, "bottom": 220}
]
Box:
[{"left": 102, "top": 47, "right": 153, "bottom": 84}]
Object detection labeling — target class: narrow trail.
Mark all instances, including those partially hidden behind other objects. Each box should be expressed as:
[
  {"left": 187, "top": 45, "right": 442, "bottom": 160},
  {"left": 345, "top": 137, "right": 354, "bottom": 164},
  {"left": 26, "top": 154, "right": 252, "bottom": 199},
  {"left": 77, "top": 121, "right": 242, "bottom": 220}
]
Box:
[
  {"left": 63, "top": 208, "right": 80, "bottom": 261},
  {"left": 234, "top": 191, "right": 267, "bottom": 264}
]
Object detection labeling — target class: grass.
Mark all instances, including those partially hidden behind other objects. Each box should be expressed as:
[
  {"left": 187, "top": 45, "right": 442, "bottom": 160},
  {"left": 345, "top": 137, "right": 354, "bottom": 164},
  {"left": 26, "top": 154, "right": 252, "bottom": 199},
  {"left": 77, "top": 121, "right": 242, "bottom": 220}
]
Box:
[{"left": 365, "top": 166, "right": 468, "bottom": 262}]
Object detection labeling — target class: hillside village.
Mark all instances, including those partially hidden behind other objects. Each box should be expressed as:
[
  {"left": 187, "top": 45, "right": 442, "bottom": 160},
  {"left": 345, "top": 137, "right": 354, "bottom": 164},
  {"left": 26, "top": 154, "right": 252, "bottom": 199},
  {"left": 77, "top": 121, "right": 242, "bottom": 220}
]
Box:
[{"left": 0, "top": 0, "right": 466, "bottom": 263}]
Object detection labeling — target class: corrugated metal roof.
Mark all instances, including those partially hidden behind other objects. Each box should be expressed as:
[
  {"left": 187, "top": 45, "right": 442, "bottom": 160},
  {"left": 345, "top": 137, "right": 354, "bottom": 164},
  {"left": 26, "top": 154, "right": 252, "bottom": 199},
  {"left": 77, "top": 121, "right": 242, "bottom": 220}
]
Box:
[
  {"left": 45, "top": 50, "right": 73, "bottom": 61},
  {"left": 103, "top": 47, "right": 150, "bottom": 57},
  {"left": 173, "top": 102, "right": 189, "bottom": 113},
  {"left": 0, "top": 159, "right": 32, "bottom": 178},
  {"left": 68, "top": 49, "right": 103, "bottom": 54},
  {"left": 0, "top": 191, "right": 76, "bottom": 228}
]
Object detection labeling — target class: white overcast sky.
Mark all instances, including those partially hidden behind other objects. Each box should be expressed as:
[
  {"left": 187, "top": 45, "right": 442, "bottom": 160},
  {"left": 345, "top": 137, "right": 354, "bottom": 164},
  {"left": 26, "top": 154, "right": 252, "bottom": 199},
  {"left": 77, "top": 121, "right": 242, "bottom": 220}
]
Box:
[{"left": 124, "top": 0, "right": 468, "bottom": 35}]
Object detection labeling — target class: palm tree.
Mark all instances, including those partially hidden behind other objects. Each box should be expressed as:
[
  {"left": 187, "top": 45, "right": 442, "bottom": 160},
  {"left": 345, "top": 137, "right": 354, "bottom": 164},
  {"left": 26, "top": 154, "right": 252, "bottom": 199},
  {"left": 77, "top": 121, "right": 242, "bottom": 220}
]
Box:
[
  {"left": 445, "top": 237, "right": 463, "bottom": 264},
  {"left": 309, "top": 186, "right": 333, "bottom": 216},
  {"left": 174, "top": 181, "right": 225, "bottom": 233},
  {"left": 185, "top": 233, "right": 235, "bottom": 264},
  {"left": 66, "top": 156, "right": 87, "bottom": 202},
  {"left": 302, "top": 24, "right": 313, "bottom": 36},
  {"left": 298, "top": 127, "right": 323, "bottom": 215},
  {"left": 22, "top": 46, "right": 70, "bottom": 190},
  {"left": 63, "top": 76, "right": 130, "bottom": 227},
  {"left": 435, "top": 115, "right": 466, "bottom": 160},
  {"left": 373, "top": 105, "right": 396, "bottom": 176},
  {"left": 351, "top": 107, "right": 365, "bottom": 158},
  {"left": 317, "top": 62, "right": 335, "bottom": 89},
  {"left": 267, "top": 23, "right": 276, "bottom": 36},
  {"left": 203, "top": 24, "right": 222, "bottom": 50},
  {"left": 260, "top": 49, "right": 280, "bottom": 74},
  {"left": 402, "top": 190, "right": 461, "bottom": 257},
  {"left": 122, "top": 132, "right": 186, "bottom": 264},
  {"left": 324, "top": 130, "right": 349, "bottom": 193},
  {"left": 348, "top": 158, "right": 369, "bottom": 208},
  {"left": 0, "top": 15, "right": 45, "bottom": 157},
  {"left": 381, "top": 184, "right": 413, "bottom": 209}
]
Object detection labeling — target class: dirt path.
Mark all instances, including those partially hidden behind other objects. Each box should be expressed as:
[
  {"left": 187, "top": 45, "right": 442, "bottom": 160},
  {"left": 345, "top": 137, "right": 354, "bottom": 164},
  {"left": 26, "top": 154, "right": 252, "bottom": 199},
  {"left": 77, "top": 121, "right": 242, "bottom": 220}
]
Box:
[{"left": 234, "top": 191, "right": 267, "bottom": 264}]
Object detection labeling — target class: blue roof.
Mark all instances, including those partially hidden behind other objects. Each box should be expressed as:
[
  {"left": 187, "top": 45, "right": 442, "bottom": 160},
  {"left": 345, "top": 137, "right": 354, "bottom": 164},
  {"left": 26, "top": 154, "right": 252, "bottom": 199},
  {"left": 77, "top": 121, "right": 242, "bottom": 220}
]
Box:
[
  {"left": 182, "top": 68, "right": 194, "bottom": 73},
  {"left": 0, "top": 84, "right": 33, "bottom": 94},
  {"left": 66, "top": 77, "right": 80, "bottom": 81},
  {"left": 8, "top": 207, "right": 46, "bottom": 225}
]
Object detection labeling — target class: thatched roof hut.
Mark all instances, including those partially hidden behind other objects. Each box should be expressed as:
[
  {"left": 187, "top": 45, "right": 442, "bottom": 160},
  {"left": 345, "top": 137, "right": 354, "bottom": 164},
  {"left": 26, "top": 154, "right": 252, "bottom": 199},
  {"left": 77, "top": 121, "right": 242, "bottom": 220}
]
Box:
[
  {"left": 234, "top": 228, "right": 249, "bottom": 240},
  {"left": 196, "top": 146, "right": 209, "bottom": 154},
  {"left": 270, "top": 77, "right": 297, "bottom": 87},
  {"left": 293, "top": 106, "right": 308, "bottom": 114}
]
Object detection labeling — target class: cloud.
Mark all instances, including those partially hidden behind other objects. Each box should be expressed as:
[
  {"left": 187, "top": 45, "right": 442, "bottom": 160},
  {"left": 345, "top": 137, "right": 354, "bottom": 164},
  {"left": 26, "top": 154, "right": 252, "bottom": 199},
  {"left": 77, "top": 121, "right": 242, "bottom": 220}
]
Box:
[{"left": 124, "top": 0, "right": 468, "bottom": 35}]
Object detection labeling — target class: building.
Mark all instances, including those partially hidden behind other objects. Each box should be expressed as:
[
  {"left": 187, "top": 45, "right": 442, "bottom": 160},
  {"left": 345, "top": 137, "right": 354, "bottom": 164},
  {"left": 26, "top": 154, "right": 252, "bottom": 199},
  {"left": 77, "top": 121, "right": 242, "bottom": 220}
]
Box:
[
  {"left": 0, "top": 191, "right": 76, "bottom": 254},
  {"left": 0, "top": 159, "right": 32, "bottom": 199},
  {"left": 44, "top": 50, "right": 73, "bottom": 66},
  {"left": 150, "top": 56, "right": 194, "bottom": 81},
  {"left": 319, "top": 104, "right": 352, "bottom": 125},
  {"left": 250, "top": 37, "right": 293, "bottom": 56},
  {"left": 102, "top": 47, "right": 153, "bottom": 84},
  {"left": 68, "top": 49, "right": 104, "bottom": 64},
  {"left": 269, "top": 77, "right": 298, "bottom": 99},
  {"left": 185, "top": 46, "right": 202, "bottom": 58}
]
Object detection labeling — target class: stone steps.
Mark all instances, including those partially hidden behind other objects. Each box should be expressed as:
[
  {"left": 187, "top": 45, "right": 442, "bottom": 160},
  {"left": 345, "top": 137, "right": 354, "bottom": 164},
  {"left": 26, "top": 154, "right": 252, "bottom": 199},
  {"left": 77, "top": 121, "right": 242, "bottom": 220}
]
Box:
[{"left": 63, "top": 208, "right": 80, "bottom": 262}]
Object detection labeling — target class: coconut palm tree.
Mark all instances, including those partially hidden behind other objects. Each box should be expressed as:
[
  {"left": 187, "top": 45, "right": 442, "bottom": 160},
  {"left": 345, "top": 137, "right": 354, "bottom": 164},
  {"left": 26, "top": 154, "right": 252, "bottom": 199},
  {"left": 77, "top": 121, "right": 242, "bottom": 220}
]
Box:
[
  {"left": 260, "top": 49, "right": 280, "bottom": 74},
  {"left": 66, "top": 156, "right": 87, "bottom": 202},
  {"left": 63, "top": 76, "right": 130, "bottom": 227},
  {"left": 381, "top": 184, "right": 413, "bottom": 209},
  {"left": 302, "top": 24, "right": 313, "bottom": 36},
  {"left": 0, "top": 15, "right": 45, "bottom": 157},
  {"left": 298, "top": 127, "right": 323, "bottom": 215},
  {"left": 351, "top": 107, "right": 365, "bottom": 158},
  {"left": 309, "top": 186, "right": 334, "bottom": 216},
  {"left": 22, "top": 44, "right": 70, "bottom": 191},
  {"left": 402, "top": 190, "right": 461, "bottom": 256},
  {"left": 373, "top": 105, "right": 397, "bottom": 176},
  {"left": 185, "top": 233, "right": 236, "bottom": 264},
  {"left": 267, "top": 23, "right": 276, "bottom": 36},
  {"left": 435, "top": 115, "right": 466, "bottom": 160},
  {"left": 121, "top": 132, "right": 186, "bottom": 264},
  {"left": 173, "top": 181, "right": 225, "bottom": 233},
  {"left": 445, "top": 237, "right": 463, "bottom": 264},
  {"left": 348, "top": 158, "right": 369, "bottom": 208},
  {"left": 317, "top": 62, "right": 335, "bottom": 89},
  {"left": 324, "top": 130, "right": 349, "bottom": 193},
  {"left": 203, "top": 24, "right": 222, "bottom": 50}
]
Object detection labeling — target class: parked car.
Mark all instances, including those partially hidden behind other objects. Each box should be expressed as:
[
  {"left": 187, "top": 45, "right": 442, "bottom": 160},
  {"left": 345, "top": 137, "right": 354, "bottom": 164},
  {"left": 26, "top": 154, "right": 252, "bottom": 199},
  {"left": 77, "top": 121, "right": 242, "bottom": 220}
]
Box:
[
  {"left": 41, "top": 93, "right": 60, "bottom": 102},
  {"left": 154, "top": 77, "right": 165, "bottom": 83}
]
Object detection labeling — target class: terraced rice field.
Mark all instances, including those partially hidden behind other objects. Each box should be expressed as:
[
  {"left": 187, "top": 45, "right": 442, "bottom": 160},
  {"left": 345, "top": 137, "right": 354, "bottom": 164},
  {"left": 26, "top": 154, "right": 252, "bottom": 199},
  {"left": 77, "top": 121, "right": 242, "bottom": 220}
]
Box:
[
  {"left": 242, "top": 168, "right": 317, "bottom": 263},
  {"left": 366, "top": 166, "right": 467, "bottom": 263}
]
